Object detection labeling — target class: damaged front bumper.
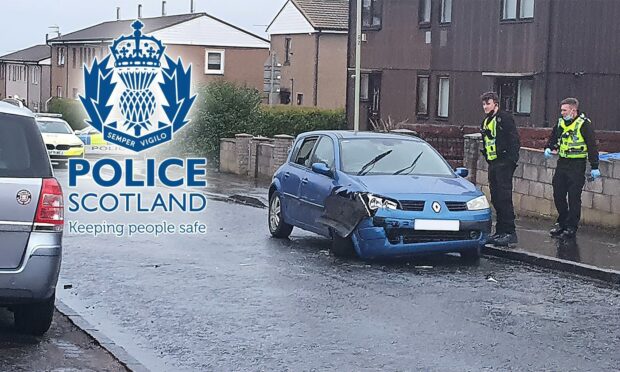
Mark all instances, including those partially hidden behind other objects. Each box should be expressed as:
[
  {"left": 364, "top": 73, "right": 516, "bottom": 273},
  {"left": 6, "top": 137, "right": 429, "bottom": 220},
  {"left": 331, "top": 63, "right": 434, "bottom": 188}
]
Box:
[
  {"left": 317, "top": 188, "right": 491, "bottom": 259},
  {"left": 351, "top": 213, "right": 491, "bottom": 259}
]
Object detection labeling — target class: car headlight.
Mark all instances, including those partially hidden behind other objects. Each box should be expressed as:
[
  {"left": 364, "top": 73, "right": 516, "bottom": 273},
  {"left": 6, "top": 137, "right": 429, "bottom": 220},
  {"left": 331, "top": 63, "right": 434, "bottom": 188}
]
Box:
[
  {"left": 366, "top": 194, "right": 399, "bottom": 210},
  {"left": 467, "top": 195, "right": 490, "bottom": 211}
]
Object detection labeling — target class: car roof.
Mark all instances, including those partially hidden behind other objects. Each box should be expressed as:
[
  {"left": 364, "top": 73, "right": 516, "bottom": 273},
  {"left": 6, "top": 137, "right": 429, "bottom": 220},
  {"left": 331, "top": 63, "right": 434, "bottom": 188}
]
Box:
[
  {"left": 0, "top": 102, "right": 34, "bottom": 118},
  {"left": 300, "top": 130, "right": 424, "bottom": 142}
]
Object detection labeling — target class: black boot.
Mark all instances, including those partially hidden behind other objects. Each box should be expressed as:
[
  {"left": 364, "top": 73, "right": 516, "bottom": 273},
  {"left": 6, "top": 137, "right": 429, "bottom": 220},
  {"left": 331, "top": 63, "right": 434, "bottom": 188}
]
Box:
[
  {"left": 560, "top": 227, "right": 577, "bottom": 239},
  {"left": 494, "top": 232, "right": 518, "bottom": 247},
  {"left": 549, "top": 224, "right": 564, "bottom": 237}
]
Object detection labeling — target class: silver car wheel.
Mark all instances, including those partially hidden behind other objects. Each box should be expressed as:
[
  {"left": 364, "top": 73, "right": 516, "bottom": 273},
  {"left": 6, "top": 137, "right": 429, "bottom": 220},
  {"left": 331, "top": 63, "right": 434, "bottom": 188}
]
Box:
[{"left": 269, "top": 195, "right": 281, "bottom": 232}]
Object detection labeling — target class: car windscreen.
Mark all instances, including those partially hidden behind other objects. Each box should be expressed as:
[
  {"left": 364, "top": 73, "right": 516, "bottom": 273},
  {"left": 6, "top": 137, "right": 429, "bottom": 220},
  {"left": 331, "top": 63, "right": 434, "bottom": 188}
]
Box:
[
  {"left": 37, "top": 120, "right": 73, "bottom": 134},
  {"left": 0, "top": 113, "right": 53, "bottom": 178},
  {"left": 339, "top": 138, "right": 454, "bottom": 177}
]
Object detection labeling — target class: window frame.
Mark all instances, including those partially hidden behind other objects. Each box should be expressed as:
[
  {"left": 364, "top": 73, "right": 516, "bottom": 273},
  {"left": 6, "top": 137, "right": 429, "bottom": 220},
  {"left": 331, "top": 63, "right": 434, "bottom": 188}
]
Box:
[
  {"left": 284, "top": 37, "right": 292, "bottom": 65},
  {"left": 204, "top": 49, "right": 225, "bottom": 75},
  {"left": 501, "top": 0, "right": 535, "bottom": 22},
  {"left": 416, "top": 75, "right": 430, "bottom": 117},
  {"left": 437, "top": 76, "right": 450, "bottom": 119},
  {"left": 418, "top": 0, "right": 432, "bottom": 28},
  {"left": 57, "top": 47, "right": 65, "bottom": 66},
  {"left": 362, "top": 0, "right": 383, "bottom": 31},
  {"left": 310, "top": 136, "right": 336, "bottom": 171},
  {"left": 515, "top": 78, "right": 533, "bottom": 115},
  {"left": 440, "top": 0, "right": 452, "bottom": 24},
  {"left": 291, "top": 136, "right": 319, "bottom": 168}
]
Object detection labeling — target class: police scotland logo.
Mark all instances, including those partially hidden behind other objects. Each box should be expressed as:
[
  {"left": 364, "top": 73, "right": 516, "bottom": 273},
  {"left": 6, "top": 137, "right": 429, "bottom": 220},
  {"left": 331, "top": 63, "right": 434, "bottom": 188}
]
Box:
[{"left": 80, "top": 20, "right": 196, "bottom": 152}]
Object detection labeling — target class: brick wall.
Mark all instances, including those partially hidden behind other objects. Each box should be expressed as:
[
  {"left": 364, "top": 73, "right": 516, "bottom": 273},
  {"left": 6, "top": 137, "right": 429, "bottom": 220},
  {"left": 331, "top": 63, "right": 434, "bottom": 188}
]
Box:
[
  {"left": 219, "top": 134, "right": 295, "bottom": 180},
  {"left": 465, "top": 133, "right": 620, "bottom": 228},
  {"left": 403, "top": 123, "right": 620, "bottom": 167}
]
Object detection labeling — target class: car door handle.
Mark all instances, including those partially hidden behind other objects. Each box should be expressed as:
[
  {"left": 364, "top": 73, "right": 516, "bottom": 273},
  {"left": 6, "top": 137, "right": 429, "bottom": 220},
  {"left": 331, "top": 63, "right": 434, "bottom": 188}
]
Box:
[
  {"left": 284, "top": 172, "right": 290, "bottom": 178},
  {"left": 301, "top": 178, "right": 309, "bottom": 184}
]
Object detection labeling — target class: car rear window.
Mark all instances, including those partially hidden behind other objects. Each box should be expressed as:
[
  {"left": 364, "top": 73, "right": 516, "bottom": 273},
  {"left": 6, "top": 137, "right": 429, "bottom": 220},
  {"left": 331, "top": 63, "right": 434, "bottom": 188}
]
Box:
[
  {"left": 0, "top": 112, "right": 52, "bottom": 178},
  {"left": 37, "top": 120, "right": 73, "bottom": 134}
]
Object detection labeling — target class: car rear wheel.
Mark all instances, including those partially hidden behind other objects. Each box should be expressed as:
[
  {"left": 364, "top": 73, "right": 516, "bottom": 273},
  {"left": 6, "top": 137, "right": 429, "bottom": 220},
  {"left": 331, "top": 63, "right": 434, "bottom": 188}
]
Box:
[
  {"left": 330, "top": 230, "right": 357, "bottom": 257},
  {"left": 14, "top": 294, "right": 55, "bottom": 336},
  {"left": 460, "top": 246, "right": 481, "bottom": 264},
  {"left": 269, "top": 193, "right": 293, "bottom": 238}
]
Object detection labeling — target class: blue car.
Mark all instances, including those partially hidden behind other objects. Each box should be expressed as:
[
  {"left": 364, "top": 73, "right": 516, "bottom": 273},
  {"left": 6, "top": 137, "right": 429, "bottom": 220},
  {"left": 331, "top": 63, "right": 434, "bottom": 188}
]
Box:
[{"left": 268, "top": 131, "right": 492, "bottom": 261}]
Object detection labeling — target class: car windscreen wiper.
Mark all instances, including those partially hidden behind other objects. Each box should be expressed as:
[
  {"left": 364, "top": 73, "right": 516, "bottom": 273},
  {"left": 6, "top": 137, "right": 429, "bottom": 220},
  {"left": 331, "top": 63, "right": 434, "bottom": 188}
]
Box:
[
  {"left": 357, "top": 150, "right": 393, "bottom": 176},
  {"left": 393, "top": 152, "right": 423, "bottom": 175}
]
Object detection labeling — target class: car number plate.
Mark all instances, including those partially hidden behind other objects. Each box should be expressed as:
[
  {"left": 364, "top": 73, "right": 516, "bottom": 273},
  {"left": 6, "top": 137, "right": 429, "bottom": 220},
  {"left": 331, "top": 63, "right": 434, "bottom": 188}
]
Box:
[
  {"left": 414, "top": 219, "right": 460, "bottom": 231},
  {"left": 49, "top": 150, "right": 64, "bottom": 155}
]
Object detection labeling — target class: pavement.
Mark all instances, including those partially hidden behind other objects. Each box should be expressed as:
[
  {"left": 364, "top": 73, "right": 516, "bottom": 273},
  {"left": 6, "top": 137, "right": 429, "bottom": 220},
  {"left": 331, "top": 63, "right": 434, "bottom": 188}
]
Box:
[
  {"left": 0, "top": 308, "right": 127, "bottom": 371},
  {"left": 53, "top": 166, "right": 620, "bottom": 371}
]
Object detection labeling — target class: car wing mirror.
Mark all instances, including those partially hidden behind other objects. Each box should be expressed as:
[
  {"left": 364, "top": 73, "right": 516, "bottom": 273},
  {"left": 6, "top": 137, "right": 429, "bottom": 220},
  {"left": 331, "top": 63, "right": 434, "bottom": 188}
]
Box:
[
  {"left": 311, "top": 162, "right": 332, "bottom": 177},
  {"left": 455, "top": 167, "right": 469, "bottom": 178}
]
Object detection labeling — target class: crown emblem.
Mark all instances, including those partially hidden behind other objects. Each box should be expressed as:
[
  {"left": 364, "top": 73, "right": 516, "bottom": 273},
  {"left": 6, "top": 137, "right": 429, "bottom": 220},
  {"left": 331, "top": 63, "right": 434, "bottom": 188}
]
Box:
[{"left": 111, "top": 20, "right": 165, "bottom": 68}]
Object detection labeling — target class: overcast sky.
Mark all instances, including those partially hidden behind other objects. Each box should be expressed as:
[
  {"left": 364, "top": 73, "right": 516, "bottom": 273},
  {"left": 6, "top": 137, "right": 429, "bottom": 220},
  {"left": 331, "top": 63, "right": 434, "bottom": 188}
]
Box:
[{"left": 0, "top": 0, "right": 286, "bottom": 55}]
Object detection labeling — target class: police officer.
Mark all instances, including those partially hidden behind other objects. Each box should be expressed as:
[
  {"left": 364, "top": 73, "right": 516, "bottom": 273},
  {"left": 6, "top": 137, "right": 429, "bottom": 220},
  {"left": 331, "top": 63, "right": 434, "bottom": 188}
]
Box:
[
  {"left": 544, "top": 98, "right": 600, "bottom": 238},
  {"left": 480, "top": 92, "right": 521, "bottom": 247}
]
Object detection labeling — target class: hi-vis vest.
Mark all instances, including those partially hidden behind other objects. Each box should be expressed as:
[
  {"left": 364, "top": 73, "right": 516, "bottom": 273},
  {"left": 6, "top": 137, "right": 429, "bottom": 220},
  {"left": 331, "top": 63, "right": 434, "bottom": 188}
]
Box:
[
  {"left": 483, "top": 117, "right": 498, "bottom": 161},
  {"left": 558, "top": 114, "right": 588, "bottom": 159}
]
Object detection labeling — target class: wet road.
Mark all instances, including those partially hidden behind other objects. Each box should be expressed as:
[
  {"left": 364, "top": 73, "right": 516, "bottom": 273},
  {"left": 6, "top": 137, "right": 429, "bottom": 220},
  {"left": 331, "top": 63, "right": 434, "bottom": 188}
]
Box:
[
  {"left": 56, "top": 168, "right": 620, "bottom": 371},
  {"left": 0, "top": 309, "right": 127, "bottom": 371}
]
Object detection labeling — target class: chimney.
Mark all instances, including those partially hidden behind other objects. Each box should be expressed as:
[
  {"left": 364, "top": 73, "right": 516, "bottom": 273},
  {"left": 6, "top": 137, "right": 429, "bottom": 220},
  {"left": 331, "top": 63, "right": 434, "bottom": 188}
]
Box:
[
  {"left": 138, "top": 4, "right": 142, "bottom": 18},
  {"left": 162, "top": 1, "right": 167, "bottom": 16},
  {"left": 190, "top": 0, "right": 195, "bottom": 13},
  {"left": 116, "top": 7, "right": 121, "bottom": 20}
]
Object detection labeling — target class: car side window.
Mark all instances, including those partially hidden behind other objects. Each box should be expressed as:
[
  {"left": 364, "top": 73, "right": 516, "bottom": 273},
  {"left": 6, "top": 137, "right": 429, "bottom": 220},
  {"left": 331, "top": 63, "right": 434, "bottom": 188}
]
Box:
[
  {"left": 293, "top": 137, "right": 318, "bottom": 167},
  {"left": 310, "top": 136, "right": 335, "bottom": 169}
]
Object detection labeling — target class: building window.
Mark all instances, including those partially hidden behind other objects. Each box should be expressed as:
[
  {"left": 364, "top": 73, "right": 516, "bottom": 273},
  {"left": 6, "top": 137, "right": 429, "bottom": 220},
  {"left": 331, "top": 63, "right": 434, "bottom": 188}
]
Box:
[
  {"left": 419, "top": 0, "right": 431, "bottom": 26},
  {"left": 0, "top": 64, "right": 4, "bottom": 80},
  {"left": 517, "top": 79, "right": 533, "bottom": 114},
  {"left": 496, "top": 77, "right": 533, "bottom": 114},
  {"left": 296, "top": 93, "right": 304, "bottom": 106},
  {"left": 440, "top": 0, "right": 452, "bottom": 23},
  {"left": 56, "top": 86, "right": 63, "bottom": 98},
  {"left": 32, "top": 67, "right": 39, "bottom": 85},
  {"left": 57, "top": 47, "right": 65, "bottom": 66},
  {"left": 205, "top": 50, "right": 224, "bottom": 74},
  {"left": 72, "top": 48, "right": 76, "bottom": 68},
  {"left": 502, "top": 0, "right": 534, "bottom": 20},
  {"left": 360, "top": 74, "right": 370, "bottom": 101},
  {"left": 362, "top": 0, "right": 382, "bottom": 29},
  {"left": 284, "top": 37, "right": 292, "bottom": 65},
  {"left": 80, "top": 48, "right": 83, "bottom": 67},
  {"left": 416, "top": 75, "right": 429, "bottom": 116},
  {"left": 437, "top": 77, "right": 450, "bottom": 118}
]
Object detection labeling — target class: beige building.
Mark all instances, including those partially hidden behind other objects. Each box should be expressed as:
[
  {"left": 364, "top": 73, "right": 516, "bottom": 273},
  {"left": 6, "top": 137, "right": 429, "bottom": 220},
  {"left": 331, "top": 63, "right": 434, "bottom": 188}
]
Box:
[
  {"left": 266, "top": 0, "right": 348, "bottom": 109},
  {"left": 47, "top": 13, "right": 270, "bottom": 99},
  {"left": 0, "top": 45, "right": 51, "bottom": 112}
]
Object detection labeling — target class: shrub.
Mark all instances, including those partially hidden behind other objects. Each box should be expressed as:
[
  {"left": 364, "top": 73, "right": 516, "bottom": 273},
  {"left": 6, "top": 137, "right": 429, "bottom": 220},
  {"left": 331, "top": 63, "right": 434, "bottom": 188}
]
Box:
[
  {"left": 46, "top": 98, "right": 89, "bottom": 131},
  {"left": 170, "top": 81, "right": 346, "bottom": 163}
]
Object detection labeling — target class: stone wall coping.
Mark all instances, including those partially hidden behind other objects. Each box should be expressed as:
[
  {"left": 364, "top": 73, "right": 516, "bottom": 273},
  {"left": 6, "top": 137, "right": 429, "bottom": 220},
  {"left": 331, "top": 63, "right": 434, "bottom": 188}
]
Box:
[
  {"left": 464, "top": 133, "right": 482, "bottom": 139},
  {"left": 235, "top": 133, "right": 253, "bottom": 138},
  {"left": 274, "top": 134, "right": 295, "bottom": 139}
]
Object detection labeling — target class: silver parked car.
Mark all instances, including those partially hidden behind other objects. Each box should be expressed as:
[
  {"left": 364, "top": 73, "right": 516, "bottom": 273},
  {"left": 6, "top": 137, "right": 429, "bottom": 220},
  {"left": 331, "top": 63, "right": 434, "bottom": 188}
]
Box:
[{"left": 0, "top": 102, "right": 63, "bottom": 335}]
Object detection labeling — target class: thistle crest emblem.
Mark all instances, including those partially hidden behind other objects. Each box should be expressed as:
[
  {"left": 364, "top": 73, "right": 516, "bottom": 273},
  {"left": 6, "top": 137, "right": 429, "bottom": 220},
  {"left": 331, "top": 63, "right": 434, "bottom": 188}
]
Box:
[{"left": 80, "top": 20, "right": 196, "bottom": 152}]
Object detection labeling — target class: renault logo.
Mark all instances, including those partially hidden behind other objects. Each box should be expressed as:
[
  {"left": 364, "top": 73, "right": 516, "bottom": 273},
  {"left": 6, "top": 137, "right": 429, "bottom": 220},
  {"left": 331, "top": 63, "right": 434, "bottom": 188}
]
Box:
[{"left": 432, "top": 201, "right": 441, "bottom": 213}]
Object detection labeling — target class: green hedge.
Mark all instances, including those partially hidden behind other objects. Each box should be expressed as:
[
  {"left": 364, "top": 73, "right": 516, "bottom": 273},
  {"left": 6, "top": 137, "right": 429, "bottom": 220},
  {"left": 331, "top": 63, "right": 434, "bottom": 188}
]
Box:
[
  {"left": 170, "top": 81, "right": 346, "bottom": 162},
  {"left": 46, "top": 98, "right": 89, "bottom": 131}
]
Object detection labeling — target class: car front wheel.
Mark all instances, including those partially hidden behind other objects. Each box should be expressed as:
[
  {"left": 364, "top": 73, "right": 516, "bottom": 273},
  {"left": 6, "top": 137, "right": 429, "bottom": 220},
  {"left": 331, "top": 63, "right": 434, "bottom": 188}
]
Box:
[
  {"left": 14, "top": 294, "right": 55, "bottom": 336},
  {"left": 269, "top": 193, "right": 293, "bottom": 238}
]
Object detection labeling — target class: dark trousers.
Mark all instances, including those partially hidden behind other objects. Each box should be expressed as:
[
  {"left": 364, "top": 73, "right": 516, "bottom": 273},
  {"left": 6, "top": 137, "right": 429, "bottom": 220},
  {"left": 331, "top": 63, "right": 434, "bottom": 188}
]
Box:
[
  {"left": 488, "top": 160, "right": 517, "bottom": 234},
  {"left": 552, "top": 160, "right": 586, "bottom": 230}
]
